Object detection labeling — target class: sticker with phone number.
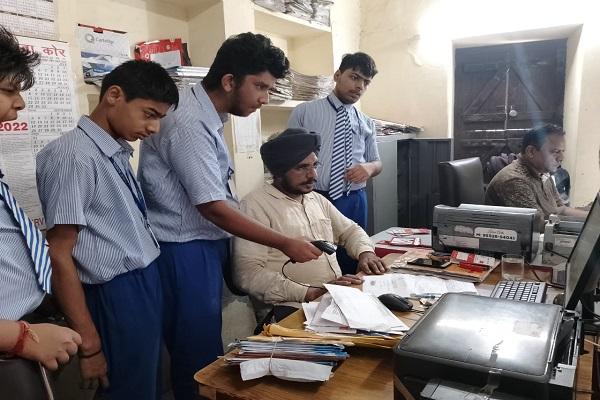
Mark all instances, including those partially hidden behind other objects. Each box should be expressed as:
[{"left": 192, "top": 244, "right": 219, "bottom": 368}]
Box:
[{"left": 0, "top": 121, "right": 29, "bottom": 133}]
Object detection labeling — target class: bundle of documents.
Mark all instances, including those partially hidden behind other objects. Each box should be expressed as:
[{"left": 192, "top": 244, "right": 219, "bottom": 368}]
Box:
[
  {"left": 224, "top": 339, "right": 348, "bottom": 366},
  {"left": 302, "top": 284, "right": 409, "bottom": 335},
  {"left": 373, "top": 118, "right": 423, "bottom": 135},
  {"left": 289, "top": 69, "right": 334, "bottom": 101},
  {"left": 166, "top": 66, "right": 209, "bottom": 87},
  {"left": 225, "top": 338, "right": 348, "bottom": 381}
]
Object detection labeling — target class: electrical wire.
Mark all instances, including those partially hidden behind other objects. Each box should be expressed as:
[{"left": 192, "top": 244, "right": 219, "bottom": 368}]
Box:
[
  {"left": 545, "top": 248, "right": 569, "bottom": 259},
  {"left": 530, "top": 268, "right": 564, "bottom": 289}
]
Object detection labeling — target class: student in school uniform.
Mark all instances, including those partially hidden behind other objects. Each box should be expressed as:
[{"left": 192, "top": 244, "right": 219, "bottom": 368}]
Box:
[
  {"left": 138, "top": 32, "right": 321, "bottom": 400},
  {"left": 288, "top": 52, "right": 381, "bottom": 275},
  {"left": 0, "top": 26, "right": 81, "bottom": 380},
  {"left": 36, "top": 60, "right": 178, "bottom": 400}
]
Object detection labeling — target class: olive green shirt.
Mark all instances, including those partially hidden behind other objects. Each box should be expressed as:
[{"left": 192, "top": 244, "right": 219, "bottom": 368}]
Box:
[{"left": 485, "top": 157, "right": 564, "bottom": 229}]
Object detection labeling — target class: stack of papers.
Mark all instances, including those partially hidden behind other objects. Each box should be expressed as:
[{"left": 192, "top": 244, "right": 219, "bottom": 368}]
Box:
[
  {"left": 269, "top": 75, "right": 293, "bottom": 101},
  {"left": 373, "top": 118, "right": 423, "bottom": 135},
  {"left": 284, "top": 0, "right": 313, "bottom": 22},
  {"left": 225, "top": 338, "right": 348, "bottom": 382},
  {"left": 362, "top": 273, "right": 477, "bottom": 298},
  {"left": 289, "top": 69, "right": 334, "bottom": 101},
  {"left": 224, "top": 339, "right": 348, "bottom": 366},
  {"left": 253, "top": 0, "right": 286, "bottom": 12},
  {"left": 166, "top": 66, "right": 209, "bottom": 87},
  {"left": 311, "top": 0, "right": 334, "bottom": 26},
  {"left": 303, "top": 285, "right": 409, "bottom": 335}
]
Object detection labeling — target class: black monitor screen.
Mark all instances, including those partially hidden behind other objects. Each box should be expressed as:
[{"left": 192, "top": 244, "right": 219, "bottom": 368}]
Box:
[{"left": 565, "top": 193, "right": 600, "bottom": 310}]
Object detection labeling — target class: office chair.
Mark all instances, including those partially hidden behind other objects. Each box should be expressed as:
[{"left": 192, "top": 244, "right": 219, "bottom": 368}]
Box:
[{"left": 438, "top": 157, "right": 485, "bottom": 207}]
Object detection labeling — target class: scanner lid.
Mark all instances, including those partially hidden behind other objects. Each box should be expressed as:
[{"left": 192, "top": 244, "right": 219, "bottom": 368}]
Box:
[{"left": 396, "top": 293, "right": 562, "bottom": 381}]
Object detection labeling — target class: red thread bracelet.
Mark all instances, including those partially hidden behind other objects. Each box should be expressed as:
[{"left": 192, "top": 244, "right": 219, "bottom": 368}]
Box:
[{"left": 8, "top": 321, "right": 30, "bottom": 356}]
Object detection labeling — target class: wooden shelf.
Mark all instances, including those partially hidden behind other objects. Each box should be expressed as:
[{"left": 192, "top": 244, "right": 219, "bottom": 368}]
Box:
[
  {"left": 253, "top": 4, "right": 331, "bottom": 38},
  {"left": 262, "top": 99, "right": 304, "bottom": 110}
]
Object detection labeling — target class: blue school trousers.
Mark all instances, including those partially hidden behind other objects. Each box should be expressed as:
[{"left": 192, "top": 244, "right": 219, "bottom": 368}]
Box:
[
  {"left": 84, "top": 260, "right": 163, "bottom": 400},
  {"left": 158, "top": 239, "right": 228, "bottom": 400}
]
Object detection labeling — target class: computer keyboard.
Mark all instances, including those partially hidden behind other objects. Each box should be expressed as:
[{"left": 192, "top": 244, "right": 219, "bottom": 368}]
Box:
[{"left": 490, "top": 280, "right": 547, "bottom": 303}]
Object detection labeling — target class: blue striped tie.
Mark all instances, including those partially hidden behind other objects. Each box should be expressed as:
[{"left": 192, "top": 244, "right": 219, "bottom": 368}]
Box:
[
  {"left": 329, "top": 104, "right": 352, "bottom": 200},
  {"left": 0, "top": 181, "right": 52, "bottom": 294}
]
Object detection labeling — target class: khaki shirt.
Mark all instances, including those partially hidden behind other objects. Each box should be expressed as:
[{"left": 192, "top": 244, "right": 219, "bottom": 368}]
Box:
[
  {"left": 485, "top": 157, "right": 564, "bottom": 229},
  {"left": 233, "top": 184, "right": 374, "bottom": 308}
]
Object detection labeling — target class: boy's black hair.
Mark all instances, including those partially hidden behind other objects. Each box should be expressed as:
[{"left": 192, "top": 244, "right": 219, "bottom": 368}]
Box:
[
  {"left": 203, "top": 32, "right": 289, "bottom": 91},
  {"left": 521, "top": 124, "right": 565, "bottom": 153},
  {"left": 338, "top": 52, "right": 378, "bottom": 78},
  {"left": 0, "top": 27, "right": 40, "bottom": 91},
  {"left": 100, "top": 60, "right": 179, "bottom": 108}
]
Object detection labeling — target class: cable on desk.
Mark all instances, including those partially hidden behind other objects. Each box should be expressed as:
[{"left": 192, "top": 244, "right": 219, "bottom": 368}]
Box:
[
  {"left": 530, "top": 268, "right": 564, "bottom": 289},
  {"left": 545, "top": 248, "right": 569, "bottom": 259}
]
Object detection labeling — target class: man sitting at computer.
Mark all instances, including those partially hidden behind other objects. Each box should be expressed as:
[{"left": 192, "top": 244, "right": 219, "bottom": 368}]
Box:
[
  {"left": 485, "top": 124, "right": 587, "bottom": 229},
  {"left": 233, "top": 128, "right": 387, "bottom": 322}
]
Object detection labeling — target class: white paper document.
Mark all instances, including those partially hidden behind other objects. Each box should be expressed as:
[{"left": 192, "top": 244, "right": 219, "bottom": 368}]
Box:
[
  {"left": 362, "top": 273, "right": 477, "bottom": 298},
  {"left": 303, "top": 295, "right": 356, "bottom": 334},
  {"left": 240, "top": 358, "right": 333, "bottom": 382},
  {"left": 324, "top": 284, "right": 409, "bottom": 333}
]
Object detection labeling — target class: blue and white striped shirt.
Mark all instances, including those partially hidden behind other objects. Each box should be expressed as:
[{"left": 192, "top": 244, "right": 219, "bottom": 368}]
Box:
[
  {"left": 36, "top": 116, "right": 160, "bottom": 284},
  {"left": 0, "top": 192, "right": 45, "bottom": 320},
  {"left": 288, "top": 93, "right": 380, "bottom": 192},
  {"left": 138, "top": 85, "right": 236, "bottom": 242}
]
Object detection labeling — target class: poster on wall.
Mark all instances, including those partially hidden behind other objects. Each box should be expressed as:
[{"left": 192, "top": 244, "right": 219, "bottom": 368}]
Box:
[
  {"left": 0, "top": 0, "right": 57, "bottom": 40},
  {"left": 77, "top": 24, "right": 130, "bottom": 86},
  {"left": 0, "top": 36, "right": 77, "bottom": 229}
]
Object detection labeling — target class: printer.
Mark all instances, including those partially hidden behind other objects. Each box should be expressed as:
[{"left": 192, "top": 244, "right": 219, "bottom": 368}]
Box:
[
  {"left": 543, "top": 215, "right": 585, "bottom": 285},
  {"left": 393, "top": 294, "right": 581, "bottom": 400},
  {"left": 432, "top": 204, "right": 541, "bottom": 262}
]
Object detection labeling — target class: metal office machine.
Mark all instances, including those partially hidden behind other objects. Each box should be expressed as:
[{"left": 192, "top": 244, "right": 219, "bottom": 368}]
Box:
[
  {"left": 393, "top": 294, "right": 581, "bottom": 400},
  {"left": 543, "top": 214, "right": 585, "bottom": 285},
  {"left": 432, "top": 204, "right": 540, "bottom": 262}
]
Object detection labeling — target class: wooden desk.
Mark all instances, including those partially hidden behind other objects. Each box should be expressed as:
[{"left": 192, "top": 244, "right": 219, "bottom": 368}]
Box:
[{"left": 195, "top": 268, "right": 596, "bottom": 400}]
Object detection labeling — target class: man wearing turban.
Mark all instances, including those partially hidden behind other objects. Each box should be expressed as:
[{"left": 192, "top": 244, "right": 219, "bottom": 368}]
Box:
[{"left": 233, "top": 128, "right": 387, "bottom": 322}]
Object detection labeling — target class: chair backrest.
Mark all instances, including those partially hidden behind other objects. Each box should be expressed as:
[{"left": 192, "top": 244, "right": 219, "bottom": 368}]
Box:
[{"left": 438, "top": 157, "right": 485, "bottom": 207}]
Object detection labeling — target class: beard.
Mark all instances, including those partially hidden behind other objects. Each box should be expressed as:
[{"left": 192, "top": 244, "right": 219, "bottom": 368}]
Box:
[{"left": 277, "top": 175, "right": 315, "bottom": 196}]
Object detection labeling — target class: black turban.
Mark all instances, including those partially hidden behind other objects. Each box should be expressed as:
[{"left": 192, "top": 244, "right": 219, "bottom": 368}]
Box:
[{"left": 260, "top": 128, "right": 321, "bottom": 176}]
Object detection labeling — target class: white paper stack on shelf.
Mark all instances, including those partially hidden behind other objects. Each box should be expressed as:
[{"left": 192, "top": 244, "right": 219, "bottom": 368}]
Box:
[
  {"left": 269, "top": 75, "right": 293, "bottom": 101},
  {"left": 311, "top": 0, "right": 333, "bottom": 26},
  {"left": 166, "top": 66, "right": 209, "bottom": 87},
  {"left": 373, "top": 118, "right": 423, "bottom": 135},
  {"left": 289, "top": 69, "right": 334, "bottom": 101},
  {"left": 253, "top": 0, "right": 286, "bottom": 12},
  {"left": 303, "top": 285, "right": 409, "bottom": 335},
  {"left": 284, "top": 0, "right": 313, "bottom": 22},
  {"left": 362, "top": 274, "right": 477, "bottom": 298}
]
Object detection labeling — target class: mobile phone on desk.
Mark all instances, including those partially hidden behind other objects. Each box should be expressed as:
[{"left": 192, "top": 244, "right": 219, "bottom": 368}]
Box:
[{"left": 406, "top": 257, "right": 451, "bottom": 269}]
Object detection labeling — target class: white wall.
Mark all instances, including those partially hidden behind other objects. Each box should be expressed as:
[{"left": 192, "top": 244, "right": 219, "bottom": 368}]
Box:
[
  {"left": 56, "top": 0, "right": 190, "bottom": 169},
  {"left": 360, "top": 0, "right": 600, "bottom": 205}
]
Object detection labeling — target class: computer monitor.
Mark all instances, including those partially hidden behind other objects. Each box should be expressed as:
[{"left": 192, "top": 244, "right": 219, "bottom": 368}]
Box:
[{"left": 565, "top": 193, "right": 600, "bottom": 311}]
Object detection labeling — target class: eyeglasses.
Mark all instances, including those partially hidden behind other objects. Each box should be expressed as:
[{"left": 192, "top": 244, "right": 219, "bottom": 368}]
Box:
[{"left": 292, "top": 162, "right": 320, "bottom": 174}]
